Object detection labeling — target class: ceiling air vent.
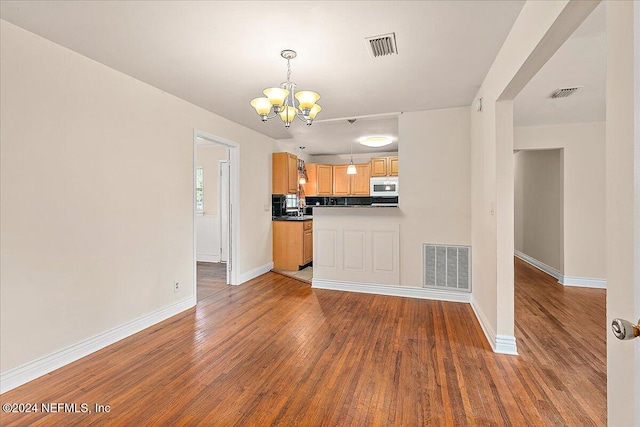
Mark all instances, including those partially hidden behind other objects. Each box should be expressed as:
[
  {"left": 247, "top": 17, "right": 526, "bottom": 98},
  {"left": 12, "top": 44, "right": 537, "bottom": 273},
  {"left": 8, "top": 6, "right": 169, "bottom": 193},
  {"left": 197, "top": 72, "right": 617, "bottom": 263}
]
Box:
[
  {"left": 551, "top": 86, "right": 582, "bottom": 99},
  {"left": 365, "top": 33, "right": 398, "bottom": 58}
]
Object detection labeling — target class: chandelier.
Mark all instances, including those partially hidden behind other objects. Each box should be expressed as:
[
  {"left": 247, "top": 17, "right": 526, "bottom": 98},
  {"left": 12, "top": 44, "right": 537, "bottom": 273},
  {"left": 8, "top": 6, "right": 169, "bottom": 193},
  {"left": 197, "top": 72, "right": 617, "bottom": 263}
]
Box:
[{"left": 250, "top": 50, "right": 321, "bottom": 128}]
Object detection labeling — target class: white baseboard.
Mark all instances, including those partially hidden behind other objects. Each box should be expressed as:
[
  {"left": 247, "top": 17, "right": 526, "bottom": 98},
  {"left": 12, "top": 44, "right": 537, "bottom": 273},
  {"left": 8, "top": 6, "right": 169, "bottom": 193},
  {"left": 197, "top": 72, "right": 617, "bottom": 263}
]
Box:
[
  {"left": 312, "top": 278, "right": 472, "bottom": 303},
  {"left": 197, "top": 253, "right": 220, "bottom": 263},
  {"left": 514, "top": 250, "right": 561, "bottom": 281},
  {"left": 0, "top": 297, "right": 195, "bottom": 394},
  {"left": 236, "top": 262, "right": 274, "bottom": 285},
  {"left": 470, "top": 298, "right": 518, "bottom": 356},
  {"left": 514, "top": 250, "right": 606, "bottom": 289},
  {"left": 559, "top": 275, "right": 606, "bottom": 289}
]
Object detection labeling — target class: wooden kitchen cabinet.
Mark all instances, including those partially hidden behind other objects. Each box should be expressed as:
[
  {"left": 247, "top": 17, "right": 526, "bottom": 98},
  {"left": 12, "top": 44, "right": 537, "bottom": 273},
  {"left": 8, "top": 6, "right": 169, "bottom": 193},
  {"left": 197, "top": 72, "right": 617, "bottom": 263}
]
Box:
[
  {"left": 332, "top": 163, "right": 370, "bottom": 196},
  {"left": 303, "top": 225, "right": 313, "bottom": 264},
  {"left": 273, "top": 220, "right": 313, "bottom": 270},
  {"left": 272, "top": 152, "right": 299, "bottom": 194},
  {"left": 389, "top": 156, "right": 399, "bottom": 176},
  {"left": 370, "top": 156, "right": 398, "bottom": 177},
  {"left": 332, "top": 165, "right": 351, "bottom": 195},
  {"left": 304, "top": 164, "right": 332, "bottom": 196},
  {"left": 351, "top": 163, "right": 371, "bottom": 195}
]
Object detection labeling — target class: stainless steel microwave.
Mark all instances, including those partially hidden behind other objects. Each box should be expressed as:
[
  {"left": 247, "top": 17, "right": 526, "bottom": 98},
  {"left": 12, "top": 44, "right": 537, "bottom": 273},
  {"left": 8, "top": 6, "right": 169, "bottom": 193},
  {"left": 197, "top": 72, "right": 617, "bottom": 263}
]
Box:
[{"left": 370, "top": 177, "right": 399, "bottom": 197}]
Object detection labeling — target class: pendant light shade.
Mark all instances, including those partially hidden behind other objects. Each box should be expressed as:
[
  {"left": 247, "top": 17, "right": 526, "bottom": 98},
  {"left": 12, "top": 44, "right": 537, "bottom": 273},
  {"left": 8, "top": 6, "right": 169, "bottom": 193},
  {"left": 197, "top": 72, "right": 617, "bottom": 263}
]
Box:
[
  {"left": 263, "top": 87, "right": 289, "bottom": 109},
  {"left": 279, "top": 106, "right": 298, "bottom": 127},
  {"left": 295, "top": 91, "right": 320, "bottom": 111},
  {"left": 347, "top": 135, "right": 357, "bottom": 175},
  {"left": 250, "top": 97, "right": 272, "bottom": 120}
]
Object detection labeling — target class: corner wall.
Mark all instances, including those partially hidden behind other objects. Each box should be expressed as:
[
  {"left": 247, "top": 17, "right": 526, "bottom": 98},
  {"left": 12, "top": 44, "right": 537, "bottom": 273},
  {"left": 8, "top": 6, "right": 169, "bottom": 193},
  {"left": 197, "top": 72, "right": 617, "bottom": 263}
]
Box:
[{"left": 469, "top": 0, "right": 598, "bottom": 353}]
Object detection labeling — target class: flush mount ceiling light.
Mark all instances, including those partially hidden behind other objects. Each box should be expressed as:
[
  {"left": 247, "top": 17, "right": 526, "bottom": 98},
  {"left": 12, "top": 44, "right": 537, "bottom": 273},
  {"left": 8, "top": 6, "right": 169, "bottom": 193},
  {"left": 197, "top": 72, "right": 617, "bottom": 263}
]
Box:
[
  {"left": 359, "top": 136, "right": 392, "bottom": 148},
  {"left": 250, "top": 50, "right": 322, "bottom": 128}
]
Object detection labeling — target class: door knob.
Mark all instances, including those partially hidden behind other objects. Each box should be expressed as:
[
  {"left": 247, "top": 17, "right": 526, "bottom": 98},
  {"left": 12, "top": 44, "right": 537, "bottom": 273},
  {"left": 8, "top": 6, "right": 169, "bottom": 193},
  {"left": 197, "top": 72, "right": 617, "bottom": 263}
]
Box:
[{"left": 611, "top": 318, "right": 640, "bottom": 340}]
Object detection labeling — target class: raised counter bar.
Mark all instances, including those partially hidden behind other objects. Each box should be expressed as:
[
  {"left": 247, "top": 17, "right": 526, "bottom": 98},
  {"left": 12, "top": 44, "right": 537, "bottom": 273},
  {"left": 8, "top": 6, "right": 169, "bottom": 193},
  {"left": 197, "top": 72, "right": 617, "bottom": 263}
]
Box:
[{"left": 312, "top": 206, "right": 402, "bottom": 287}]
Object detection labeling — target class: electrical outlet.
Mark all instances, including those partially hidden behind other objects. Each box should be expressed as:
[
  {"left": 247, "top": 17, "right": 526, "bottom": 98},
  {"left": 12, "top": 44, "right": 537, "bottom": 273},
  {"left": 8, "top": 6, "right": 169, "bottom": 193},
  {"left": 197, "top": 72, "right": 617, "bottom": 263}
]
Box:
[{"left": 174, "top": 282, "right": 180, "bottom": 293}]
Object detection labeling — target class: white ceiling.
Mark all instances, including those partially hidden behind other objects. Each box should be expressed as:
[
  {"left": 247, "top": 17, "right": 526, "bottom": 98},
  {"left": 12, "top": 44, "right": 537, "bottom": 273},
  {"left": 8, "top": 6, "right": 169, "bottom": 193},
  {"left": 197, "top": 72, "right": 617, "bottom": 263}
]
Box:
[
  {"left": 513, "top": 3, "right": 605, "bottom": 127},
  {"left": 0, "top": 1, "right": 605, "bottom": 155}
]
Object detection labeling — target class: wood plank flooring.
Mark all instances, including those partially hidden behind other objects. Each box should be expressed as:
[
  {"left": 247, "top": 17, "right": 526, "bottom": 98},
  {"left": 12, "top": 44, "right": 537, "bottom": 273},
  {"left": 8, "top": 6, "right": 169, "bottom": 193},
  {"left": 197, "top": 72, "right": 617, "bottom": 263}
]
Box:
[
  {"left": 0, "top": 258, "right": 606, "bottom": 426},
  {"left": 197, "top": 262, "right": 228, "bottom": 301}
]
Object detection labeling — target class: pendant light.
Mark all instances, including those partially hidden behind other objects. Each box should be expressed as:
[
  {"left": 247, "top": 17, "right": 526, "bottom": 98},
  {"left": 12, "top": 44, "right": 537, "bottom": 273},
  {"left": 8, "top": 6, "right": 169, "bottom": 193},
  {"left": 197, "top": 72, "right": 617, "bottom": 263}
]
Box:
[
  {"left": 347, "top": 119, "right": 357, "bottom": 174},
  {"left": 347, "top": 140, "right": 357, "bottom": 175}
]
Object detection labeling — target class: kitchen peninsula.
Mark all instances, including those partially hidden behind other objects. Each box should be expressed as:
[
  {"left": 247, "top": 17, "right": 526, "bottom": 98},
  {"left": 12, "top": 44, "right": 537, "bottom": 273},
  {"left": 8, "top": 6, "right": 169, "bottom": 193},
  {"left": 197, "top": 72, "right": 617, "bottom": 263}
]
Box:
[{"left": 311, "top": 205, "right": 402, "bottom": 287}]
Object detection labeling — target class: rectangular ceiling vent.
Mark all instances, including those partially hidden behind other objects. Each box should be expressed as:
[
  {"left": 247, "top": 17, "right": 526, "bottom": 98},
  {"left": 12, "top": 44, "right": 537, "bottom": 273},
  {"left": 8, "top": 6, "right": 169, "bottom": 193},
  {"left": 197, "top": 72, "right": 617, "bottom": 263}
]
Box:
[
  {"left": 551, "top": 86, "right": 582, "bottom": 99},
  {"left": 365, "top": 33, "right": 398, "bottom": 58}
]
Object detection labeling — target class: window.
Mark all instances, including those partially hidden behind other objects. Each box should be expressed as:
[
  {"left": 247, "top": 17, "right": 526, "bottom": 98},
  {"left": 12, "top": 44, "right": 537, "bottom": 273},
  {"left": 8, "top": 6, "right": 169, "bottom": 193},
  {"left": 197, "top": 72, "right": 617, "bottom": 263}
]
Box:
[
  {"left": 196, "top": 167, "right": 204, "bottom": 212},
  {"left": 285, "top": 194, "right": 299, "bottom": 211}
]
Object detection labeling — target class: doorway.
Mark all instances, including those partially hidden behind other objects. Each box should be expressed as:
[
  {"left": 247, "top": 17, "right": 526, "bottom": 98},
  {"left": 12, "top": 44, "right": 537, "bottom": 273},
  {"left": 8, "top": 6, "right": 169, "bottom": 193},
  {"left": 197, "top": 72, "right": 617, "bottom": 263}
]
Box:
[{"left": 193, "top": 130, "right": 240, "bottom": 301}]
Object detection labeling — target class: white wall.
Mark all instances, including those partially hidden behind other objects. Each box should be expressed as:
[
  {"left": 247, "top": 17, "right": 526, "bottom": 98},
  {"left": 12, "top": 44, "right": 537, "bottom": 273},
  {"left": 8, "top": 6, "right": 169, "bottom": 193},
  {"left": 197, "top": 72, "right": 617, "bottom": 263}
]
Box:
[
  {"left": 514, "top": 149, "right": 563, "bottom": 273},
  {"left": 399, "top": 107, "right": 471, "bottom": 286},
  {"left": 0, "top": 20, "right": 275, "bottom": 375},
  {"left": 514, "top": 123, "right": 606, "bottom": 281}
]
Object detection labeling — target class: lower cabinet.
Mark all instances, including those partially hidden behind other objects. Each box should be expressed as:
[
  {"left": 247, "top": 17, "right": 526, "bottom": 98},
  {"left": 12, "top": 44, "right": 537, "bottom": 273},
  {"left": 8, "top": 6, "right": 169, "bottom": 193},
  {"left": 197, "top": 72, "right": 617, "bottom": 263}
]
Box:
[{"left": 273, "top": 220, "right": 313, "bottom": 270}]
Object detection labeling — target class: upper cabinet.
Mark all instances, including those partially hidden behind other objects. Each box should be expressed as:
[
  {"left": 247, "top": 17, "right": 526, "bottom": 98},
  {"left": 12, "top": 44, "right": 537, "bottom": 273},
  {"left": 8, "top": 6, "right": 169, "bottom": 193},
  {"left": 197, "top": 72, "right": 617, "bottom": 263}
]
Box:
[
  {"left": 273, "top": 152, "right": 299, "bottom": 194},
  {"left": 370, "top": 156, "right": 398, "bottom": 177},
  {"left": 304, "top": 164, "right": 332, "bottom": 196},
  {"left": 332, "top": 163, "right": 371, "bottom": 196},
  {"left": 332, "top": 165, "right": 351, "bottom": 196}
]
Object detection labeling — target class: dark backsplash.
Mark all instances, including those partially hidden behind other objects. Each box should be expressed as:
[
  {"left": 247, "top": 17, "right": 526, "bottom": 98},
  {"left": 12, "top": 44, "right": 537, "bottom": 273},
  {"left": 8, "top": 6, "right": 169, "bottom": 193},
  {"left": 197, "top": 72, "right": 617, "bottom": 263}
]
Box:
[
  {"left": 273, "top": 195, "right": 398, "bottom": 217},
  {"left": 272, "top": 195, "right": 287, "bottom": 217},
  {"left": 305, "top": 197, "right": 373, "bottom": 207}
]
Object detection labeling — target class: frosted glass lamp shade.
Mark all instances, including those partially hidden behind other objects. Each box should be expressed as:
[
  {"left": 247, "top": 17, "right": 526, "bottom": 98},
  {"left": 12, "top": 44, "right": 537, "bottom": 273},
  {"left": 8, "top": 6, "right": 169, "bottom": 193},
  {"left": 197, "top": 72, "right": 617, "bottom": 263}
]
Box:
[
  {"left": 347, "top": 163, "right": 357, "bottom": 175},
  {"left": 263, "top": 87, "right": 289, "bottom": 107},
  {"left": 250, "top": 97, "right": 272, "bottom": 116},
  {"left": 279, "top": 106, "right": 298, "bottom": 125},
  {"left": 307, "top": 104, "right": 322, "bottom": 119},
  {"left": 295, "top": 91, "right": 320, "bottom": 110},
  {"left": 359, "top": 136, "right": 392, "bottom": 147}
]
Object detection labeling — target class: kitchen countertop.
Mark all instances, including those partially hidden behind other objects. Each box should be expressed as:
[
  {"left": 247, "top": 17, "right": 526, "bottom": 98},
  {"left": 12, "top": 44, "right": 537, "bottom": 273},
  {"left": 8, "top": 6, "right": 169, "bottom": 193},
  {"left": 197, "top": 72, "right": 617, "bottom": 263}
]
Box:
[
  {"left": 272, "top": 215, "right": 313, "bottom": 221},
  {"left": 312, "top": 204, "right": 399, "bottom": 208}
]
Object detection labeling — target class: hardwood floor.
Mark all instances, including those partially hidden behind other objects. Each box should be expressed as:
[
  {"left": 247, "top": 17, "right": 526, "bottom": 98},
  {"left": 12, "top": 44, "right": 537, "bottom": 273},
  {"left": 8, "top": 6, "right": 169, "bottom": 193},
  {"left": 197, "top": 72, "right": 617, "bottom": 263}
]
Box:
[
  {"left": 0, "top": 259, "right": 606, "bottom": 426},
  {"left": 197, "top": 262, "right": 228, "bottom": 301}
]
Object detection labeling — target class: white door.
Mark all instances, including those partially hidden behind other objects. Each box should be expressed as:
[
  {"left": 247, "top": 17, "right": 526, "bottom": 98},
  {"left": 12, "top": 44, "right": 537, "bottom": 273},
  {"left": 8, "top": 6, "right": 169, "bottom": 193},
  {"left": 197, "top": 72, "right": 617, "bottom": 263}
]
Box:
[
  {"left": 605, "top": 2, "right": 639, "bottom": 425},
  {"left": 219, "top": 159, "right": 230, "bottom": 267}
]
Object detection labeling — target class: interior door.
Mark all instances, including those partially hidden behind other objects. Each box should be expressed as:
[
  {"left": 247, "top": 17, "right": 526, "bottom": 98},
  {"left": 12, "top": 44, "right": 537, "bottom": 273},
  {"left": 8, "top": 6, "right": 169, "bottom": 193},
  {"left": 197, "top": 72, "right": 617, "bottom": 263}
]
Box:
[{"left": 605, "top": 2, "right": 639, "bottom": 425}]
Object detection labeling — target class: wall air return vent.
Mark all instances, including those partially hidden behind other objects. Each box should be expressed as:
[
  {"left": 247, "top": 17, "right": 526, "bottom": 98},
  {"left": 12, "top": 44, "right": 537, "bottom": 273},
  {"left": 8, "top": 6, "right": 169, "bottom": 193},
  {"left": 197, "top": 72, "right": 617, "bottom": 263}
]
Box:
[
  {"left": 423, "top": 244, "right": 471, "bottom": 292},
  {"left": 365, "top": 33, "right": 398, "bottom": 58},
  {"left": 551, "top": 86, "right": 583, "bottom": 98}
]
